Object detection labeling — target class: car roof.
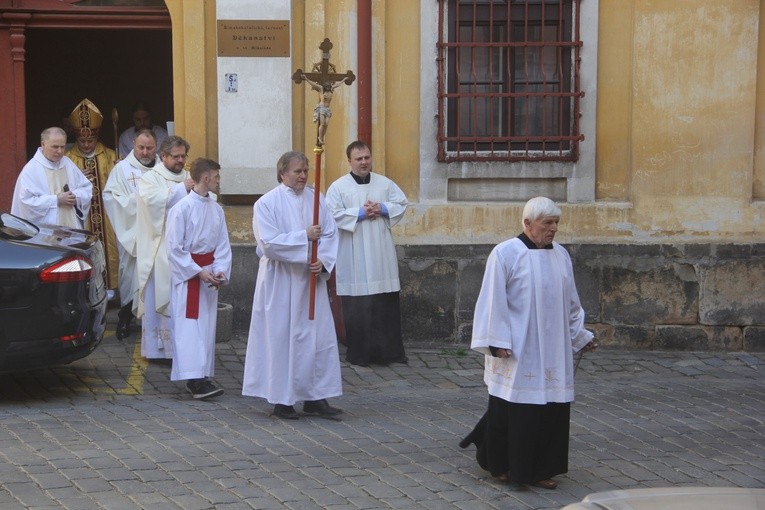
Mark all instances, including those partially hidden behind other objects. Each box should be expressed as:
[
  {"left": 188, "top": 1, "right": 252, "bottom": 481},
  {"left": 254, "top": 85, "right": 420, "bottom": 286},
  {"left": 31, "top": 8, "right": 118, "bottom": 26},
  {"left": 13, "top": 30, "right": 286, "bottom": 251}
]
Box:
[{"left": 562, "top": 487, "right": 765, "bottom": 510}]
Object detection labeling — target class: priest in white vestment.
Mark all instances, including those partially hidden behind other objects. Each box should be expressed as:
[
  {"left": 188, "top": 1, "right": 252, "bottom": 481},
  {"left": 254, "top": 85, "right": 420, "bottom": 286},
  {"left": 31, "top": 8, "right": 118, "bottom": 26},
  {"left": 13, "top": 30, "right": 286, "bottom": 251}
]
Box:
[
  {"left": 326, "top": 140, "right": 408, "bottom": 366},
  {"left": 12, "top": 127, "right": 92, "bottom": 229},
  {"left": 242, "top": 151, "right": 343, "bottom": 420},
  {"left": 459, "top": 196, "right": 597, "bottom": 490},
  {"left": 135, "top": 136, "right": 193, "bottom": 360},
  {"left": 103, "top": 129, "right": 159, "bottom": 340},
  {"left": 166, "top": 158, "right": 231, "bottom": 400}
]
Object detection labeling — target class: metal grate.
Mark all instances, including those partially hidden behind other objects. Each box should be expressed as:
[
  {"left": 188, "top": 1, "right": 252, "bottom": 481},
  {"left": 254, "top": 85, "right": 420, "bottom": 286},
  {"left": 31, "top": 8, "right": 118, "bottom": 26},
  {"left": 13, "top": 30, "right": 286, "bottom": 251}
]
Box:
[{"left": 437, "top": 0, "right": 584, "bottom": 162}]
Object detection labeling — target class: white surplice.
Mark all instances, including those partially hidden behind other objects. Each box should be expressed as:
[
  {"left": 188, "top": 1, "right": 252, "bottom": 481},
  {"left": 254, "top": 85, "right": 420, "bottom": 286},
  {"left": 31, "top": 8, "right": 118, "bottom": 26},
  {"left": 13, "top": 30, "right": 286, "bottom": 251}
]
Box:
[
  {"left": 166, "top": 190, "right": 232, "bottom": 381},
  {"left": 471, "top": 238, "right": 593, "bottom": 405},
  {"left": 102, "top": 152, "right": 158, "bottom": 307},
  {"left": 242, "top": 184, "right": 342, "bottom": 406},
  {"left": 135, "top": 162, "right": 189, "bottom": 359},
  {"left": 11, "top": 149, "right": 92, "bottom": 228},
  {"left": 325, "top": 172, "right": 408, "bottom": 296}
]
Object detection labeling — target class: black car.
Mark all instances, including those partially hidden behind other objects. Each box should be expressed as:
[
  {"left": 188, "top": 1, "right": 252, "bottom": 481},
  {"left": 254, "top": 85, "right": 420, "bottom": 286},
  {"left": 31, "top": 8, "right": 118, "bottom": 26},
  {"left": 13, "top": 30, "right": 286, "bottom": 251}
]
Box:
[{"left": 0, "top": 211, "right": 107, "bottom": 372}]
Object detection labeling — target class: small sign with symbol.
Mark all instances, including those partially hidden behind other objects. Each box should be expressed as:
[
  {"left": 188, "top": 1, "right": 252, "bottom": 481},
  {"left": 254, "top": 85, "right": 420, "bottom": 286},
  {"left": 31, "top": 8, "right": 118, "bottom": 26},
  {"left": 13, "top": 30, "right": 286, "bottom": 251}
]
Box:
[{"left": 225, "top": 73, "right": 238, "bottom": 93}]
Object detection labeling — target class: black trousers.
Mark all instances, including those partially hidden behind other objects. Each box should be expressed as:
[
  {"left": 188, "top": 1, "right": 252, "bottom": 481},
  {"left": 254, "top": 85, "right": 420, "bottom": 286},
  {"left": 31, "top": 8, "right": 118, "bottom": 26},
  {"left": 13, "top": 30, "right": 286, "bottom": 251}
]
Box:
[{"left": 462, "top": 396, "right": 570, "bottom": 483}]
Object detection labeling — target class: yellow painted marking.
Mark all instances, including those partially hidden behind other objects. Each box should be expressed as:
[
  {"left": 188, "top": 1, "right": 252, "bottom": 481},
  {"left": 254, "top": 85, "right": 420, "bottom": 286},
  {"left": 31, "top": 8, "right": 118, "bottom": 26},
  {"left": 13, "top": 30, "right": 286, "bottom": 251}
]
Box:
[{"left": 116, "top": 333, "right": 148, "bottom": 395}]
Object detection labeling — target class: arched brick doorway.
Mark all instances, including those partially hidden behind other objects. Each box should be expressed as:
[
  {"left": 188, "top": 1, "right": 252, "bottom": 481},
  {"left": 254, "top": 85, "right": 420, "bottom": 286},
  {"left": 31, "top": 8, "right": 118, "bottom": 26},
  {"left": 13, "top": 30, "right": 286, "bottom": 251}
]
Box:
[{"left": 0, "top": 0, "right": 172, "bottom": 210}]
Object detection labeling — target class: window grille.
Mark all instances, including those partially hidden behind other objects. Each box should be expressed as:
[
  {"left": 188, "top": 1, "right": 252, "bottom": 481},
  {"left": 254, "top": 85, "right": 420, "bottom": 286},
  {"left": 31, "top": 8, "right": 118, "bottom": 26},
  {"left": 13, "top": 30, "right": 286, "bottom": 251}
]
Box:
[{"left": 437, "top": 0, "right": 584, "bottom": 162}]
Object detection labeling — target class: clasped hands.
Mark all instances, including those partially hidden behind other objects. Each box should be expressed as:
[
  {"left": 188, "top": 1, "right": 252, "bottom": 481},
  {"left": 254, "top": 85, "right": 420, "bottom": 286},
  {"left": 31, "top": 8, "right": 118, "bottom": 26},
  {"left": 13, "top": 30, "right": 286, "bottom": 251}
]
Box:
[
  {"left": 363, "top": 200, "right": 382, "bottom": 220},
  {"left": 199, "top": 269, "right": 226, "bottom": 289},
  {"left": 57, "top": 190, "right": 77, "bottom": 207}
]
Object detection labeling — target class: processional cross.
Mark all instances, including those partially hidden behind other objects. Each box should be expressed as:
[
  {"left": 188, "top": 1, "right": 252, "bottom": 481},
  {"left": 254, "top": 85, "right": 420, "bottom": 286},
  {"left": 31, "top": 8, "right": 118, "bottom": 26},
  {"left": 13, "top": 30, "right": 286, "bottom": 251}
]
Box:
[
  {"left": 292, "top": 38, "right": 356, "bottom": 148},
  {"left": 292, "top": 38, "right": 355, "bottom": 320}
]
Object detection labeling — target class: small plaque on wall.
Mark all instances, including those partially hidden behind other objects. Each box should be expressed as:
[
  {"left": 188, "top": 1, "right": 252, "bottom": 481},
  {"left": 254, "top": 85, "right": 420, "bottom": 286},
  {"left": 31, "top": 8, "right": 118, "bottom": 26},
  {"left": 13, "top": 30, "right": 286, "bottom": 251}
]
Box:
[{"left": 217, "top": 20, "right": 290, "bottom": 57}]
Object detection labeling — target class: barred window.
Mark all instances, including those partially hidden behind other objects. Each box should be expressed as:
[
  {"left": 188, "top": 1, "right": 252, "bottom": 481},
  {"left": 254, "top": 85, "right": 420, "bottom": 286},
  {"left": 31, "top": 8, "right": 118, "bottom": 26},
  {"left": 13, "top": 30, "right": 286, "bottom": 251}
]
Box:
[{"left": 437, "top": 0, "right": 583, "bottom": 162}]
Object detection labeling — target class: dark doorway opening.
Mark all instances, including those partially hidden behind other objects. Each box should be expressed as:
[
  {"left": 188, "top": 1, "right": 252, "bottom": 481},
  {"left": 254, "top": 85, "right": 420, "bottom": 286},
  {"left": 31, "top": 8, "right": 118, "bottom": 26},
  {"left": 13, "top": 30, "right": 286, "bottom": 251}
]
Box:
[{"left": 24, "top": 27, "right": 172, "bottom": 158}]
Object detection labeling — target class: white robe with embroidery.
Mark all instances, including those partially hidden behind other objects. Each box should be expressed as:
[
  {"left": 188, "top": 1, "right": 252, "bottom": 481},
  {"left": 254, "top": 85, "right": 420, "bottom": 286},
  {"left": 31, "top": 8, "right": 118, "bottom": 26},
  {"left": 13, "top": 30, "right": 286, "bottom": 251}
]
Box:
[
  {"left": 325, "top": 172, "right": 407, "bottom": 296},
  {"left": 242, "top": 184, "right": 342, "bottom": 405},
  {"left": 166, "top": 191, "right": 232, "bottom": 381},
  {"left": 135, "top": 163, "right": 189, "bottom": 358},
  {"left": 471, "top": 238, "right": 593, "bottom": 405},
  {"left": 11, "top": 149, "right": 92, "bottom": 228},
  {"left": 102, "top": 152, "right": 158, "bottom": 307}
]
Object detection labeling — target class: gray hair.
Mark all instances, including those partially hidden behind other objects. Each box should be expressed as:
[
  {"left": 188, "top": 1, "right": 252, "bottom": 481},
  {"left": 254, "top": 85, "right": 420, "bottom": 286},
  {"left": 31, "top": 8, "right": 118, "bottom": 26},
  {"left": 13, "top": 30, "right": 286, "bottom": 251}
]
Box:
[
  {"left": 41, "top": 127, "right": 67, "bottom": 142},
  {"left": 276, "top": 151, "right": 309, "bottom": 183},
  {"left": 522, "top": 196, "right": 561, "bottom": 227}
]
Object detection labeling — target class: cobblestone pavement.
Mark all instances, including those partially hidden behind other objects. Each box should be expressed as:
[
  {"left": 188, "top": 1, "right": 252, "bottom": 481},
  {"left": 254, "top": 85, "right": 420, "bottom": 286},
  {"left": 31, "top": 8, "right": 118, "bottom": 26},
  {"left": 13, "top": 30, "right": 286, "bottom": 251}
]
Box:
[{"left": 0, "top": 311, "right": 763, "bottom": 509}]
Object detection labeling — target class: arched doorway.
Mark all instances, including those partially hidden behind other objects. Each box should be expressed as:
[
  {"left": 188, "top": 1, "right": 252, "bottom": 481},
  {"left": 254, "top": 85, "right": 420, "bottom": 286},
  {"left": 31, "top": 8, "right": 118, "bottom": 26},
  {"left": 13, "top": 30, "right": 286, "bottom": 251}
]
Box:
[{"left": 0, "top": 0, "right": 172, "bottom": 209}]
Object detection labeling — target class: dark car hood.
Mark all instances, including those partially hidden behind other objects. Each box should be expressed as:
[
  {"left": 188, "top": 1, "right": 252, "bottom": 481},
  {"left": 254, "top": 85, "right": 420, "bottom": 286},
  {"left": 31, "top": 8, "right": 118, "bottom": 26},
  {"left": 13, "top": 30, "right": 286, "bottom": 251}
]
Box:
[
  {"left": 0, "top": 213, "right": 103, "bottom": 272},
  {"left": 14, "top": 225, "right": 99, "bottom": 251},
  {"left": 1, "top": 212, "right": 98, "bottom": 251}
]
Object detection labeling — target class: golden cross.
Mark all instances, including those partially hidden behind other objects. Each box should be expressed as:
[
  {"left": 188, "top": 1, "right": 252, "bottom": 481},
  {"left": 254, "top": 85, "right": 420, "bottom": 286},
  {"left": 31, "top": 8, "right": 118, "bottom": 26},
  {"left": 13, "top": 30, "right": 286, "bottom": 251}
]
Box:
[{"left": 292, "top": 38, "right": 355, "bottom": 147}]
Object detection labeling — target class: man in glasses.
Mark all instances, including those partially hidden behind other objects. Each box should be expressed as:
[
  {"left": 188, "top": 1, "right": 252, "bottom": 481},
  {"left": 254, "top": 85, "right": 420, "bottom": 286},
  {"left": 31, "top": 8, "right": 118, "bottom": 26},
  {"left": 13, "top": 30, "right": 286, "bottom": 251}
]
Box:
[{"left": 135, "top": 136, "right": 194, "bottom": 362}]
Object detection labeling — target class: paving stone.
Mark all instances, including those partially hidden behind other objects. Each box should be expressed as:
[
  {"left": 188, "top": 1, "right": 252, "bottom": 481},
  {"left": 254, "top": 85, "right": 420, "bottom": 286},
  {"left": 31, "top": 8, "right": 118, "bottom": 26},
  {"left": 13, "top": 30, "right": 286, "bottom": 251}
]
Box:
[{"left": 0, "top": 309, "right": 761, "bottom": 509}]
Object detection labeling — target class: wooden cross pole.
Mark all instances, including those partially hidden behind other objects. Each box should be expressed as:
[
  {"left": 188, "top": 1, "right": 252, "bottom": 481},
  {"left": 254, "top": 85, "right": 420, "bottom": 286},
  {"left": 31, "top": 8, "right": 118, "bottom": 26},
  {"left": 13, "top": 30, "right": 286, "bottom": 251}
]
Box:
[{"left": 292, "top": 38, "right": 355, "bottom": 320}]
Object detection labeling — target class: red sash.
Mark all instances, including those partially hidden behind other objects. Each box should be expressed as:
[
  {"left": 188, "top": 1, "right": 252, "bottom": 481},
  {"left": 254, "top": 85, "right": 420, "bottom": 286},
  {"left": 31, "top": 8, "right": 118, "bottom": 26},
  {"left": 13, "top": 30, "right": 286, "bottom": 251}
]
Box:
[{"left": 186, "top": 251, "right": 215, "bottom": 319}]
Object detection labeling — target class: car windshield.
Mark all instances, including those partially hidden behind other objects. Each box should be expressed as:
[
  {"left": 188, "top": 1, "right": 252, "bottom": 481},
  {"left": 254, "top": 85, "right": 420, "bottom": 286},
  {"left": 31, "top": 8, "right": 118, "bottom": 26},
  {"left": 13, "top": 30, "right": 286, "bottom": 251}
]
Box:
[{"left": 0, "top": 212, "right": 39, "bottom": 240}]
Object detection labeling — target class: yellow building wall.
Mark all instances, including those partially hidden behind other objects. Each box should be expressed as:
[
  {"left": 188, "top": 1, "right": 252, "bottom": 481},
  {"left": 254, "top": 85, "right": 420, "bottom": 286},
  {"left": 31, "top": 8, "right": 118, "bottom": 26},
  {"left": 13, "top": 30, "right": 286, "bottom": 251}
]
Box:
[
  {"left": 168, "top": 0, "right": 765, "bottom": 245},
  {"left": 610, "top": 0, "right": 762, "bottom": 242},
  {"left": 755, "top": 0, "right": 765, "bottom": 198},
  {"left": 164, "top": 0, "right": 218, "bottom": 161},
  {"left": 596, "top": 0, "right": 633, "bottom": 201},
  {"left": 382, "top": 0, "right": 420, "bottom": 199}
]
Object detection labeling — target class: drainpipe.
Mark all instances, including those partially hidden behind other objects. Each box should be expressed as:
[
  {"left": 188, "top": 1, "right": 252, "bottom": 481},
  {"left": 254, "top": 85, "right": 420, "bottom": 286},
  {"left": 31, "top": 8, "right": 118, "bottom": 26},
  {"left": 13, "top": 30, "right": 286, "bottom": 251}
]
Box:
[{"left": 357, "top": 0, "right": 372, "bottom": 146}]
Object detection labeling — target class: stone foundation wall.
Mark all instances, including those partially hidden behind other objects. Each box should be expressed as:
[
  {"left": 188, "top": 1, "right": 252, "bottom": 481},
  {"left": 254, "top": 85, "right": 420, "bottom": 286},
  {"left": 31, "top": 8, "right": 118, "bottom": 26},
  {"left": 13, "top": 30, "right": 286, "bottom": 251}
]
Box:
[{"left": 220, "top": 243, "right": 765, "bottom": 351}]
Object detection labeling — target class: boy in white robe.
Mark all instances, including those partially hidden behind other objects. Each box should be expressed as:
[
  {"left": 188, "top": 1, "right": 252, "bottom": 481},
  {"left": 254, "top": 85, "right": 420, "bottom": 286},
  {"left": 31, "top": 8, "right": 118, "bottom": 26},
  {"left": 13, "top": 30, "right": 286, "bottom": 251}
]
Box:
[
  {"left": 12, "top": 127, "right": 92, "bottom": 228},
  {"left": 166, "top": 158, "right": 231, "bottom": 399},
  {"left": 460, "top": 197, "right": 597, "bottom": 490},
  {"left": 242, "top": 151, "right": 343, "bottom": 420}
]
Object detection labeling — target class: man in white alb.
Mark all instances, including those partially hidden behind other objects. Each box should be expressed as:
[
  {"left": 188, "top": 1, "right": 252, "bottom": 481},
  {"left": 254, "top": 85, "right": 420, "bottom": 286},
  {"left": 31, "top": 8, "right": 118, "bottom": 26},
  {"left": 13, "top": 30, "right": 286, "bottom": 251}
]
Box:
[
  {"left": 103, "top": 129, "right": 159, "bottom": 340},
  {"left": 326, "top": 140, "right": 408, "bottom": 366},
  {"left": 135, "top": 136, "right": 193, "bottom": 360},
  {"left": 242, "top": 151, "right": 343, "bottom": 420},
  {"left": 12, "top": 127, "right": 92, "bottom": 228}
]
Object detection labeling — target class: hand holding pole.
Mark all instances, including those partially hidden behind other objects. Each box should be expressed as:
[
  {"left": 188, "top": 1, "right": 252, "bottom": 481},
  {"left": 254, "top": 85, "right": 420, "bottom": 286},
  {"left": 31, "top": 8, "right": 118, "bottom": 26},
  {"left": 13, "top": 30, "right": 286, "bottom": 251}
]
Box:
[{"left": 293, "top": 38, "right": 355, "bottom": 320}]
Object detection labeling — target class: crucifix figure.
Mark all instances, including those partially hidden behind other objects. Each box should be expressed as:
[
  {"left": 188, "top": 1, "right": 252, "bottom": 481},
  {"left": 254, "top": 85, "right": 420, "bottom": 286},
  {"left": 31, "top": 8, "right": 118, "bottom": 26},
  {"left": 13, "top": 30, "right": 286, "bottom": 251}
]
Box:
[
  {"left": 292, "top": 38, "right": 355, "bottom": 321},
  {"left": 292, "top": 38, "right": 355, "bottom": 147}
]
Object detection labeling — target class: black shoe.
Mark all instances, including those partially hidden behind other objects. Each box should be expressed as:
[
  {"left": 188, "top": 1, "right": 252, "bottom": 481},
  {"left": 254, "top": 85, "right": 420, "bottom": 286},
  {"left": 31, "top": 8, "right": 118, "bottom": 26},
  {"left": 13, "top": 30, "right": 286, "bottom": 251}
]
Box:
[
  {"left": 459, "top": 425, "right": 483, "bottom": 449},
  {"left": 303, "top": 399, "right": 343, "bottom": 417},
  {"left": 272, "top": 404, "right": 300, "bottom": 420},
  {"left": 115, "top": 318, "right": 131, "bottom": 340},
  {"left": 116, "top": 303, "right": 134, "bottom": 339},
  {"left": 186, "top": 379, "right": 224, "bottom": 400}
]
